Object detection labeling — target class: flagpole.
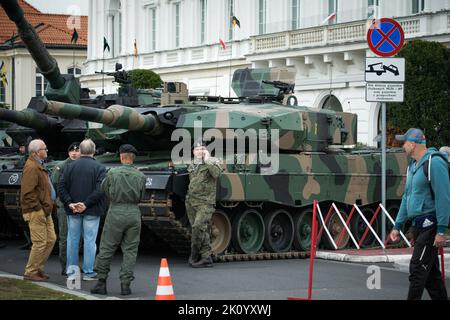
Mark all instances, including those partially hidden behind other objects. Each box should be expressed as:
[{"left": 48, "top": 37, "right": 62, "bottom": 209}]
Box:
[
  {"left": 228, "top": 29, "right": 233, "bottom": 98},
  {"left": 215, "top": 38, "right": 219, "bottom": 97},
  {"left": 102, "top": 48, "right": 105, "bottom": 95}
]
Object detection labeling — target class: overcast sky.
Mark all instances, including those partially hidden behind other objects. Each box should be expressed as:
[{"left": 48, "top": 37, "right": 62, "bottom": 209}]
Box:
[{"left": 26, "top": 0, "right": 89, "bottom": 15}]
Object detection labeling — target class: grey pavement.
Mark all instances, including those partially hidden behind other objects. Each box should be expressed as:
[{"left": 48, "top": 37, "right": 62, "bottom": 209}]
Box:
[{"left": 1, "top": 240, "right": 449, "bottom": 300}]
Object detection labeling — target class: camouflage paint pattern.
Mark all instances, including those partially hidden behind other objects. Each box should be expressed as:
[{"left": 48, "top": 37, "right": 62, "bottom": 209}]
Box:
[
  {"left": 217, "top": 151, "right": 407, "bottom": 207},
  {"left": 44, "top": 100, "right": 160, "bottom": 133}
]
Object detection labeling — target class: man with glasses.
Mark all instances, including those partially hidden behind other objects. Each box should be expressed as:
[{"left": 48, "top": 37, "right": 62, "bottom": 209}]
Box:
[
  {"left": 20, "top": 139, "right": 56, "bottom": 281},
  {"left": 390, "top": 128, "right": 449, "bottom": 300}
]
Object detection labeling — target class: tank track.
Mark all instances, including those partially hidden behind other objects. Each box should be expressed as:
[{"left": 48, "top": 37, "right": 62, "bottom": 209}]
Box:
[{"left": 139, "top": 191, "right": 311, "bottom": 262}]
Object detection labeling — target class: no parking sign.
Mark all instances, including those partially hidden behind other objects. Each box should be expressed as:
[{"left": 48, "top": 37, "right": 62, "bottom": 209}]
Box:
[{"left": 367, "top": 18, "right": 404, "bottom": 57}]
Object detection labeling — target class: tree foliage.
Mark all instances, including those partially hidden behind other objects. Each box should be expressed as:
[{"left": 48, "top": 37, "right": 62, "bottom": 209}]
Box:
[
  {"left": 127, "top": 69, "right": 162, "bottom": 89},
  {"left": 387, "top": 40, "right": 450, "bottom": 148}
]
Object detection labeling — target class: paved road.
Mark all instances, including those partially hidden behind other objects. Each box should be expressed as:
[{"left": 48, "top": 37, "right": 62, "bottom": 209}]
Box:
[{"left": 0, "top": 240, "right": 448, "bottom": 300}]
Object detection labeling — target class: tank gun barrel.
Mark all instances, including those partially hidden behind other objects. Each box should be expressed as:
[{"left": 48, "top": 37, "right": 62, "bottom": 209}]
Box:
[
  {"left": 0, "top": 0, "right": 65, "bottom": 89},
  {"left": 37, "top": 99, "right": 161, "bottom": 133},
  {"left": 0, "top": 108, "right": 58, "bottom": 130}
]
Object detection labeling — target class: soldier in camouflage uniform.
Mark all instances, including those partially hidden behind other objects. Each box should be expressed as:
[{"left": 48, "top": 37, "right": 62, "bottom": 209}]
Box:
[
  {"left": 91, "top": 144, "right": 146, "bottom": 296},
  {"left": 50, "top": 142, "right": 80, "bottom": 275},
  {"left": 186, "top": 140, "right": 223, "bottom": 268}
]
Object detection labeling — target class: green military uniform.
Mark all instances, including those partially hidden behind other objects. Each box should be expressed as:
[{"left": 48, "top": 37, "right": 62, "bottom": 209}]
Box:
[
  {"left": 186, "top": 157, "right": 222, "bottom": 262},
  {"left": 50, "top": 157, "right": 73, "bottom": 272},
  {"left": 94, "top": 164, "right": 146, "bottom": 285}
]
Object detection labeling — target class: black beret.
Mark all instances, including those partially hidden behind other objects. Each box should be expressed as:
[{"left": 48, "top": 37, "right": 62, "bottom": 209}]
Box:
[
  {"left": 119, "top": 144, "right": 138, "bottom": 155},
  {"left": 68, "top": 142, "right": 80, "bottom": 152}
]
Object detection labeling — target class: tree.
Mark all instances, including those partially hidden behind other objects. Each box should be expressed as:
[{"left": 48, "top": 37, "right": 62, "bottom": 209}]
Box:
[
  {"left": 387, "top": 40, "right": 450, "bottom": 148},
  {"left": 126, "top": 69, "right": 162, "bottom": 89}
]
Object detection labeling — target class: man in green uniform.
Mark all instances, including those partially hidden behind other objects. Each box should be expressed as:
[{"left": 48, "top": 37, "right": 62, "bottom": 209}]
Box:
[
  {"left": 186, "top": 139, "right": 223, "bottom": 268},
  {"left": 51, "top": 142, "right": 80, "bottom": 275},
  {"left": 91, "top": 144, "right": 146, "bottom": 296}
]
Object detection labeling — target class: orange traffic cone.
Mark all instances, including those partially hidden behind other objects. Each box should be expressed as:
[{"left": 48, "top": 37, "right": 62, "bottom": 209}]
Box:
[{"left": 155, "top": 258, "right": 175, "bottom": 300}]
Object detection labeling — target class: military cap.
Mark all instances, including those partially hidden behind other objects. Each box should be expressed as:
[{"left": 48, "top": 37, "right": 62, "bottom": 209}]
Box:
[
  {"left": 192, "top": 138, "right": 207, "bottom": 149},
  {"left": 395, "top": 128, "right": 426, "bottom": 144},
  {"left": 119, "top": 144, "right": 138, "bottom": 155},
  {"left": 68, "top": 142, "right": 80, "bottom": 152}
]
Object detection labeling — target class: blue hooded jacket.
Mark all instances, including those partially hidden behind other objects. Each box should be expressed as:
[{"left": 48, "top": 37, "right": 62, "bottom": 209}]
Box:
[{"left": 394, "top": 148, "right": 450, "bottom": 233}]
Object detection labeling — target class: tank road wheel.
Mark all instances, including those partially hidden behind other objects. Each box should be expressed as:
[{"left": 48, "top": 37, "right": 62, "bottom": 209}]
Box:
[
  {"left": 232, "top": 209, "right": 265, "bottom": 254},
  {"left": 350, "top": 206, "right": 380, "bottom": 248},
  {"left": 211, "top": 210, "right": 232, "bottom": 255},
  {"left": 322, "top": 209, "right": 350, "bottom": 250},
  {"left": 293, "top": 208, "right": 313, "bottom": 251},
  {"left": 263, "top": 209, "right": 294, "bottom": 252}
]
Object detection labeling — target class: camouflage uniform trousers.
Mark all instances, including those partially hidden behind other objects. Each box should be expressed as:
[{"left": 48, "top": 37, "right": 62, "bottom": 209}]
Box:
[
  {"left": 56, "top": 200, "right": 67, "bottom": 270},
  {"left": 94, "top": 205, "right": 141, "bottom": 285},
  {"left": 186, "top": 198, "right": 214, "bottom": 259}
]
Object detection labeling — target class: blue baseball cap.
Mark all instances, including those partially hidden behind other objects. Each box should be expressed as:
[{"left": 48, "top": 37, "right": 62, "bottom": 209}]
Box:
[{"left": 395, "top": 128, "right": 426, "bottom": 144}]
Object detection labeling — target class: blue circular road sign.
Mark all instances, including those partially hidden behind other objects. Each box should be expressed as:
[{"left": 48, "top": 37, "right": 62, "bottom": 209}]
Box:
[{"left": 367, "top": 18, "right": 405, "bottom": 57}]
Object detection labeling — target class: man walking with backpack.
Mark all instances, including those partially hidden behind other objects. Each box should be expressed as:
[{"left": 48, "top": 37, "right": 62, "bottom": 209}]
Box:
[{"left": 390, "top": 128, "right": 449, "bottom": 300}]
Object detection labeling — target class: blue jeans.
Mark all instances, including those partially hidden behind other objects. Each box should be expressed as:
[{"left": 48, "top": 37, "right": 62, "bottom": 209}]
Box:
[{"left": 66, "top": 215, "right": 100, "bottom": 275}]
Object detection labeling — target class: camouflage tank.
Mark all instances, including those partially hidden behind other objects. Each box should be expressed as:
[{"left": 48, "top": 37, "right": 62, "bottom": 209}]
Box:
[
  {"left": 36, "top": 67, "right": 408, "bottom": 261},
  {"left": 0, "top": 0, "right": 161, "bottom": 238}
]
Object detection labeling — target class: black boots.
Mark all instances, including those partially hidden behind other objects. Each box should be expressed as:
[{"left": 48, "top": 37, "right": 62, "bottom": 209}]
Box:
[
  {"left": 188, "top": 252, "right": 200, "bottom": 266},
  {"left": 90, "top": 279, "right": 107, "bottom": 295},
  {"left": 121, "top": 283, "right": 131, "bottom": 296},
  {"left": 191, "top": 256, "right": 213, "bottom": 268}
]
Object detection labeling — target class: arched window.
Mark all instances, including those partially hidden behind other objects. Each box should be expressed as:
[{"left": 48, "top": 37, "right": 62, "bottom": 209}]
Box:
[
  {"left": 321, "top": 94, "right": 343, "bottom": 112},
  {"left": 108, "top": 0, "right": 122, "bottom": 57}
]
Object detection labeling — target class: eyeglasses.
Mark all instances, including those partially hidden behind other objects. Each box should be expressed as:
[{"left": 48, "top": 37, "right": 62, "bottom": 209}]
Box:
[{"left": 38, "top": 148, "right": 48, "bottom": 152}]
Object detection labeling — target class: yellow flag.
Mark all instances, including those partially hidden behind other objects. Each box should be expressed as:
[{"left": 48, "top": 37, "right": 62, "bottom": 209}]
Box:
[{"left": 134, "top": 39, "right": 138, "bottom": 57}]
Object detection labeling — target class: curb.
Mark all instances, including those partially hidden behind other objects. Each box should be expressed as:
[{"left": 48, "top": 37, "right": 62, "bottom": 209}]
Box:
[
  {"left": 0, "top": 272, "right": 121, "bottom": 300},
  {"left": 315, "top": 251, "right": 413, "bottom": 263}
]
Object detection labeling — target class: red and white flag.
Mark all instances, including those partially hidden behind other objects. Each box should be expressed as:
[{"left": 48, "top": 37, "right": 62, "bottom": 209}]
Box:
[
  {"left": 219, "top": 38, "right": 226, "bottom": 50},
  {"left": 321, "top": 12, "right": 336, "bottom": 25}
]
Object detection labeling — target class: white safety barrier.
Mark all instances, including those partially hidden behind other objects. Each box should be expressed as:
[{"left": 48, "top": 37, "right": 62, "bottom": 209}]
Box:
[{"left": 315, "top": 202, "right": 412, "bottom": 250}]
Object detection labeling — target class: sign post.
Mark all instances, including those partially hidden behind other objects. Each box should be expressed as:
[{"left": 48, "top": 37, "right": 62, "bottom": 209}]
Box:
[{"left": 366, "top": 18, "right": 405, "bottom": 244}]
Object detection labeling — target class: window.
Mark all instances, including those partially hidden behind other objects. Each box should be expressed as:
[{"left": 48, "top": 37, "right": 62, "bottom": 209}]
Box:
[
  {"left": 35, "top": 70, "right": 48, "bottom": 97},
  {"left": 200, "top": 0, "right": 207, "bottom": 44},
  {"left": 259, "top": 0, "right": 266, "bottom": 35},
  {"left": 328, "top": 0, "right": 338, "bottom": 25},
  {"left": 291, "top": 0, "right": 300, "bottom": 30},
  {"left": 175, "top": 3, "right": 180, "bottom": 48},
  {"left": 322, "top": 95, "right": 342, "bottom": 112},
  {"left": 228, "top": 0, "right": 234, "bottom": 40},
  {"left": 412, "top": 0, "right": 425, "bottom": 14},
  {"left": 367, "top": 0, "right": 379, "bottom": 18},
  {"left": 151, "top": 8, "right": 156, "bottom": 51},
  {"left": 67, "top": 67, "right": 82, "bottom": 78},
  {"left": 0, "top": 81, "right": 5, "bottom": 103}
]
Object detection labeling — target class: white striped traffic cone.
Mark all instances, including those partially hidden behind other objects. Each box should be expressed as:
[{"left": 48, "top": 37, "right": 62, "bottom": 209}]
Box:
[{"left": 155, "top": 258, "right": 175, "bottom": 300}]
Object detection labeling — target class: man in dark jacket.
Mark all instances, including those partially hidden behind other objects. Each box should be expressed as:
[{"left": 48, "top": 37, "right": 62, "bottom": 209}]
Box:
[
  {"left": 51, "top": 142, "right": 80, "bottom": 275},
  {"left": 60, "top": 139, "right": 106, "bottom": 280},
  {"left": 20, "top": 139, "right": 56, "bottom": 281}
]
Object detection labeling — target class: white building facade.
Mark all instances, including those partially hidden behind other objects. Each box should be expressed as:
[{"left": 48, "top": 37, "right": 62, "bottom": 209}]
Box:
[{"left": 82, "top": 0, "right": 450, "bottom": 146}]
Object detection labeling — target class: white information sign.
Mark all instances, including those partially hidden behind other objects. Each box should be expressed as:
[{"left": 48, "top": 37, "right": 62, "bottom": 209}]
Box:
[
  {"left": 365, "top": 57, "right": 405, "bottom": 82},
  {"left": 365, "top": 83, "right": 404, "bottom": 102}
]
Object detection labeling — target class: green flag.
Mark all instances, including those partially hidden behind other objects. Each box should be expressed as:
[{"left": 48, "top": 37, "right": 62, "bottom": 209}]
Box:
[
  {"left": 103, "top": 37, "right": 110, "bottom": 52},
  {"left": 71, "top": 28, "right": 79, "bottom": 44}
]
